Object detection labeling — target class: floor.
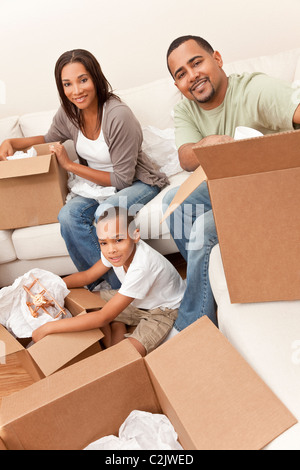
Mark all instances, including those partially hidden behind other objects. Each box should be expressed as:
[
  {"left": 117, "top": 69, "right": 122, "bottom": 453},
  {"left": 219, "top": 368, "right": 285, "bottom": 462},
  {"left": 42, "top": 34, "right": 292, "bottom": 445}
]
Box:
[{"left": 0, "top": 252, "right": 187, "bottom": 407}]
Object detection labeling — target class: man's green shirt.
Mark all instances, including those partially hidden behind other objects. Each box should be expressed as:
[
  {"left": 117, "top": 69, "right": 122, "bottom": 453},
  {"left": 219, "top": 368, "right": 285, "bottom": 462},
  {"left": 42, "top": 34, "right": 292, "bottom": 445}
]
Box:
[{"left": 174, "top": 72, "right": 300, "bottom": 149}]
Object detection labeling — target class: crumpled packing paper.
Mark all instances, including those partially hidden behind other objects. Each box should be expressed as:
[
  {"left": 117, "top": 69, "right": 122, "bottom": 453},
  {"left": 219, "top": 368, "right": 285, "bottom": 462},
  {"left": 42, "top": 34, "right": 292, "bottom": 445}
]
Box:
[
  {"left": 7, "top": 146, "right": 37, "bottom": 160},
  {"left": 84, "top": 410, "right": 183, "bottom": 450},
  {"left": 0, "top": 268, "right": 71, "bottom": 339},
  {"left": 66, "top": 173, "right": 117, "bottom": 204},
  {"left": 142, "top": 126, "right": 182, "bottom": 177}
]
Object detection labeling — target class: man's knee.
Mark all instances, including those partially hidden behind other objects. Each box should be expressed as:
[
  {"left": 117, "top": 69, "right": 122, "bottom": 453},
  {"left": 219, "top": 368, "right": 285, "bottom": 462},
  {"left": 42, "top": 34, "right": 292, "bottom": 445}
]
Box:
[{"left": 162, "top": 187, "right": 179, "bottom": 209}]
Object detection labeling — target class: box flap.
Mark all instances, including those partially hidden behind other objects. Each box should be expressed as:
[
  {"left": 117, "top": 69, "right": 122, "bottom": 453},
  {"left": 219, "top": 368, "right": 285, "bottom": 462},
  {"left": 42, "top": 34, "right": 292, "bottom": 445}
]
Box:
[
  {"left": 0, "top": 154, "right": 52, "bottom": 180},
  {"left": 0, "top": 341, "right": 160, "bottom": 450},
  {"left": 209, "top": 166, "right": 300, "bottom": 303},
  {"left": 27, "top": 321, "right": 104, "bottom": 377},
  {"left": 0, "top": 438, "right": 7, "bottom": 451},
  {"left": 145, "top": 317, "right": 297, "bottom": 450},
  {"left": 161, "top": 165, "right": 207, "bottom": 223},
  {"left": 193, "top": 130, "right": 300, "bottom": 180},
  {"left": 0, "top": 325, "right": 24, "bottom": 357},
  {"left": 66, "top": 288, "right": 106, "bottom": 313}
]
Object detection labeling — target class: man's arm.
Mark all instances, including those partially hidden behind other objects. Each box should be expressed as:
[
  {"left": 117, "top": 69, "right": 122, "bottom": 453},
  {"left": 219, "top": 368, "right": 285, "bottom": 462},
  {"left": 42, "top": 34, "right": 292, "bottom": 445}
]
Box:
[
  {"left": 293, "top": 104, "right": 300, "bottom": 125},
  {"left": 179, "top": 135, "right": 235, "bottom": 172}
]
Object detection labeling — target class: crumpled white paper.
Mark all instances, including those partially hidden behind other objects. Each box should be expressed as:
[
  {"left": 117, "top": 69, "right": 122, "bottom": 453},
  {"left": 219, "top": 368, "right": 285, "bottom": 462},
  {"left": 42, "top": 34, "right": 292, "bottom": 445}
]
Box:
[
  {"left": 66, "top": 173, "right": 117, "bottom": 204},
  {"left": 84, "top": 410, "right": 183, "bottom": 450},
  {"left": 7, "top": 146, "right": 37, "bottom": 160},
  {"left": 234, "top": 126, "right": 263, "bottom": 140},
  {"left": 0, "top": 268, "right": 71, "bottom": 338},
  {"left": 142, "top": 126, "right": 182, "bottom": 177}
]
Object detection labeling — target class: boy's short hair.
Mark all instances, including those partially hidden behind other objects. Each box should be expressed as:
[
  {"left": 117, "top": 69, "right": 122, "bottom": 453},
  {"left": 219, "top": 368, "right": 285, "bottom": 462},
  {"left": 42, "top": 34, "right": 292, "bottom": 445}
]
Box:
[{"left": 97, "top": 206, "right": 137, "bottom": 239}]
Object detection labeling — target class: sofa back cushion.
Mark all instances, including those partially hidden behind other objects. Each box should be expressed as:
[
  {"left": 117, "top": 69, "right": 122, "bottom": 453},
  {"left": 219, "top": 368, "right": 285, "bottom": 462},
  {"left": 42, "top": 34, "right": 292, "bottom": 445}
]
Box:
[{"left": 0, "top": 115, "right": 23, "bottom": 141}]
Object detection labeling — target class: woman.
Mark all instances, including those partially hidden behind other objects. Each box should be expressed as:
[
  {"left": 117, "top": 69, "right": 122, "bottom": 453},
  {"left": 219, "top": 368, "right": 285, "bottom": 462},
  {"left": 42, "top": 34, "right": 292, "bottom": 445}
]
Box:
[{"left": 0, "top": 49, "right": 168, "bottom": 290}]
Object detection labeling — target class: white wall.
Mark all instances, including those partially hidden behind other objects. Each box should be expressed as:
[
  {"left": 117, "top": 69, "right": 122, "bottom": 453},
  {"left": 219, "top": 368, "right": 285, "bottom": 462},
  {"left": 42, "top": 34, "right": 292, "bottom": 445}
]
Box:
[{"left": 0, "top": 0, "right": 299, "bottom": 118}]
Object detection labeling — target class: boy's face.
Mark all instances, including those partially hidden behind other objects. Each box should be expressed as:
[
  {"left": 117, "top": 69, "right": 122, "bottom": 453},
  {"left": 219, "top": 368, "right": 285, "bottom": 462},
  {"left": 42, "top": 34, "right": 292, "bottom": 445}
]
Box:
[{"left": 97, "top": 216, "right": 140, "bottom": 269}]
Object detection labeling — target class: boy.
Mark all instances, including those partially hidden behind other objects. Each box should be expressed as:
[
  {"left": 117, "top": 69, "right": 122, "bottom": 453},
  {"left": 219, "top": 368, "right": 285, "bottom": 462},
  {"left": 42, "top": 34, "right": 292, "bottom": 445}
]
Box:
[{"left": 32, "top": 207, "right": 186, "bottom": 356}]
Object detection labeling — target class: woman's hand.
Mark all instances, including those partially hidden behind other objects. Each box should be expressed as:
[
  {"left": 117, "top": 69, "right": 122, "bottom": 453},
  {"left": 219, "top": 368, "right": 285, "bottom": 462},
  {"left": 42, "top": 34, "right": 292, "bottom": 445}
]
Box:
[
  {"left": 32, "top": 322, "right": 53, "bottom": 343},
  {"left": 0, "top": 140, "right": 14, "bottom": 161},
  {"left": 49, "top": 142, "right": 73, "bottom": 171}
]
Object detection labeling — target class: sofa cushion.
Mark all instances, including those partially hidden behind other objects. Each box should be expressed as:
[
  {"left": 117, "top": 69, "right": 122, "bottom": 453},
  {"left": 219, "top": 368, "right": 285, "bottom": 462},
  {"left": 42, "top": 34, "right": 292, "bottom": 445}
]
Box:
[
  {"left": 19, "top": 109, "right": 57, "bottom": 137},
  {"left": 209, "top": 244, "right": 300, "bottom": 449},
  {"left": 0, "top": 230, "right": 17, "bottom": 264},
  {"left": 117, "top": 77, "right": 182, "bottom": 129},
  {"left": 223, "top": 47, "right": 300, "bottom": 83},
  {"left": 12, "top": 224, "right": 69, "bottom": 260},
  {"left": 0, "top": 115, "right": 23, "bottom": 142}
]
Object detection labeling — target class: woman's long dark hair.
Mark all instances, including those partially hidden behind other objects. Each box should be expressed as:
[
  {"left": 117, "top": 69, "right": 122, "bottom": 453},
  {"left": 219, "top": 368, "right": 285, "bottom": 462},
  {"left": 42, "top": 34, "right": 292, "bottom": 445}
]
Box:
[{"left": 55, "top": 49, "right": 119, "bottom": 133}]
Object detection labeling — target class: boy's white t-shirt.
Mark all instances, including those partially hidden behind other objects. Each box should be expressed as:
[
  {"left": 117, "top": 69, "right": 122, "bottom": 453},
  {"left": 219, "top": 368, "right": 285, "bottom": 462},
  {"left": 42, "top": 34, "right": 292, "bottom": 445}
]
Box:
[{"left": 101, "top": 240, "right": 186, "bottom": 310}]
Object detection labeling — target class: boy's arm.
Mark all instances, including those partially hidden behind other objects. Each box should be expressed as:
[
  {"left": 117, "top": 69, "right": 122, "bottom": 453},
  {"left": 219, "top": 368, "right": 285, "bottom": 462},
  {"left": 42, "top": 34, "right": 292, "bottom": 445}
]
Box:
[
  {"left": 63, "top": 259, "right": 110, "bottom": 289},
  {"left": 32, "top": 292, "right": 134, "bottom": 342}
]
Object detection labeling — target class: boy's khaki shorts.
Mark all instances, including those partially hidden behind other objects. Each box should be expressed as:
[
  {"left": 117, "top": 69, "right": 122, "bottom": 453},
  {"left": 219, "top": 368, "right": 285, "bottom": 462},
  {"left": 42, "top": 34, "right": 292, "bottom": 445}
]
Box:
[{"left": 100, "top": 290, "right": 178, "bottom": 354}]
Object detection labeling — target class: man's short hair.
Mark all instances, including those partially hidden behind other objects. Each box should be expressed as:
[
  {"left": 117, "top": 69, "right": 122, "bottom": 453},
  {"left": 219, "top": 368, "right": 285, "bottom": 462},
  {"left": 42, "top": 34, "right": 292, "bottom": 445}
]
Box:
[
  {"left": 167, "top": 35, "right": 214, "bottom": 75},
  {"left": 97, "top": 206, "right": 137, "bottom": 239}
]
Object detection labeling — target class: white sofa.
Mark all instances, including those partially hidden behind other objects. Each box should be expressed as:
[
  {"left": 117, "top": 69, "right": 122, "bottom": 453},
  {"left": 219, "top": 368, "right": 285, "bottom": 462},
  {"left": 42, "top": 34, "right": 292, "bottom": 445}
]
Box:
[{"left": 1, "top": 47, "right": 300, "bottom": 450}]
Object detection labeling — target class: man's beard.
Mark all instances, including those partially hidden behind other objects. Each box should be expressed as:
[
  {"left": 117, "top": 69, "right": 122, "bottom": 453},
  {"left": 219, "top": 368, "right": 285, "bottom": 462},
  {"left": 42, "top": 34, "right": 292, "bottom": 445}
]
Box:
[{"left": 190, "top": 78, "right": 216, "bottom": 103}]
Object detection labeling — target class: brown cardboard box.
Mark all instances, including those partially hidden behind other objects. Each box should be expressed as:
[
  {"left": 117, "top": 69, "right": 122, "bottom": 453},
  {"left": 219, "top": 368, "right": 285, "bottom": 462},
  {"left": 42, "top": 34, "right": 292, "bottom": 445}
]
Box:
[
  {"left": 162, "top": 130, "right": 300, "bottom": 303},
  {"left": 0, "top": 317, "right": 296, "bottom": 450},
  {"left": 0, "top": 437, "right": 6, "bottom": 451},
  {"left": 0, "top": 143, "right": 68, "bottom": 230},
  {"left": 0, "top": 288, "right": 104, "bottom": 381}
]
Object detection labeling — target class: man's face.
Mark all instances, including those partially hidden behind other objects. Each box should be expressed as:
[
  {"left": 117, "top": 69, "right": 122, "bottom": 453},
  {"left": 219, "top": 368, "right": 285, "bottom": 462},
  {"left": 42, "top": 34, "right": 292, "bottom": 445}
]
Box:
[{"left": 168, "top": 40, "right": 226, "bottom": 108}]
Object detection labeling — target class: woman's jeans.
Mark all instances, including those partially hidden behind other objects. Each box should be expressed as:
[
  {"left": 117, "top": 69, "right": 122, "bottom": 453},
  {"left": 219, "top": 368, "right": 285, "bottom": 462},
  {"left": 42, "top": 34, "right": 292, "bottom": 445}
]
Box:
[
  {"left": 162, "top": 181, "right": 218, "bottom": 331},
  {"left": 58, "top": 180, "right": 160, "bottom": 290}
]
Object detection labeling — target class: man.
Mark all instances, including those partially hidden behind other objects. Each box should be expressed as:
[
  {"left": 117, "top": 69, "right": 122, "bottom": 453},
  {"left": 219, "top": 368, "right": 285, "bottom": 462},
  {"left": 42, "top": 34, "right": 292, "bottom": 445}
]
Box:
[{"left": 163, "top": 35, "right": 300, "bottom": 334}]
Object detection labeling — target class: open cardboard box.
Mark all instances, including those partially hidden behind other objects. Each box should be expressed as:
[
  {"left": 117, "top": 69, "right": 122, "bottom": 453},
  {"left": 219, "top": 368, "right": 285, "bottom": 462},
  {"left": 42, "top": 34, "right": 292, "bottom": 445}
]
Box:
[
  {"left": 0, "top": 316, "right": 297, "bottom": 450},
  {"left": 0, "top": 142, "right": 68, "bottom": 230},
  {"left": 0, "top": 287, "right": 105, "bottom": 382},
  {"left": 162, "top": 130, "right": 300, "bottom": 304}
]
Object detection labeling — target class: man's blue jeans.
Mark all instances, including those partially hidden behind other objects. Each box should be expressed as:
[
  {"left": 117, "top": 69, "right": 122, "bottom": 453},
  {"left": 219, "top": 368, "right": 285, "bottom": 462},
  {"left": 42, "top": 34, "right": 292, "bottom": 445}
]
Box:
[
  {"left": 58, "top": 180, "right": 160, "bottom": 290},
  {"left": 163, "top": 181, "right": 218, "bottom": 331}
]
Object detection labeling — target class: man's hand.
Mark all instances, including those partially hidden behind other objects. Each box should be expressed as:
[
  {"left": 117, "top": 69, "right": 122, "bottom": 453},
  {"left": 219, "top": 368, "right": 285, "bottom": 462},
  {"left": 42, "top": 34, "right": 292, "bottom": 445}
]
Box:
[
  {"left": 0, "top": 140, "right": 14, "bottom": 161},
  {"left": 179, "top": 135, "right": 235, "bottom": 172}
]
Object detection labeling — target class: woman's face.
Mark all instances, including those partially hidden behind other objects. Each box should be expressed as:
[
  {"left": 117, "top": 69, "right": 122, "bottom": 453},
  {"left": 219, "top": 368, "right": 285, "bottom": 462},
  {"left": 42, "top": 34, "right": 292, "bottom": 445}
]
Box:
[{"left": 61, "top": 61, "right": 98, "bottom": 111}]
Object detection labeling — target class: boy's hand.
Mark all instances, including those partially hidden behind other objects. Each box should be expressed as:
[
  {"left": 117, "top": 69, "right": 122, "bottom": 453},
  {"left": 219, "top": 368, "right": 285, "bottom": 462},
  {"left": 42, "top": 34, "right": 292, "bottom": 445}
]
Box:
[{"left": 32, "top": 322, "right": 52, "bottom": 343}]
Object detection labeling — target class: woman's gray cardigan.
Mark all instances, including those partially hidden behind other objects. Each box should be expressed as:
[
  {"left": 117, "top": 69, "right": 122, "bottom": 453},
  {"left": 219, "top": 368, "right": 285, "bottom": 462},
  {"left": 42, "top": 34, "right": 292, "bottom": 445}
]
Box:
[{"left": 44, "top": 97, "right": 169, "bottom": 190}]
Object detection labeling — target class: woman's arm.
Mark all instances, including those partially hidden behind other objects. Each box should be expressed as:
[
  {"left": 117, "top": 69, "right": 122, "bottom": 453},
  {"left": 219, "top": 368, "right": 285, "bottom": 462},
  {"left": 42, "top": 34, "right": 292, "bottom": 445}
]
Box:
[
  {"left": 49, "top": 142, "right": 112, "bottom": 187},
  {"left": 32, "top": 292, "right": 134, "bottom": 342},
  {"left": 0, "top": 136, "right": 45, "bottom": 161}
]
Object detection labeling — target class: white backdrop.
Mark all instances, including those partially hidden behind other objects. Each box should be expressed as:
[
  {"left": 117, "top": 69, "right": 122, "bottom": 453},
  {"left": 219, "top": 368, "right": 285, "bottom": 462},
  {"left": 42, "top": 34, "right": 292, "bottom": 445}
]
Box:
[{"left": 0, "top": 0, "right": 299, "bottom": 117}]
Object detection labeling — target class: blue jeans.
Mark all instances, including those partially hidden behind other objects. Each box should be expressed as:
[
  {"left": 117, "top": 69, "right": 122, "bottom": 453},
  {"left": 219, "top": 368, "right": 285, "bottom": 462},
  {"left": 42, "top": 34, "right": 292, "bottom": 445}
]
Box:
[
  {"left": 162, "top": 181, "right": 218, "bottom": 331},
  {"left": 58, "top": 180, "right": 160, "bottom": 290}
]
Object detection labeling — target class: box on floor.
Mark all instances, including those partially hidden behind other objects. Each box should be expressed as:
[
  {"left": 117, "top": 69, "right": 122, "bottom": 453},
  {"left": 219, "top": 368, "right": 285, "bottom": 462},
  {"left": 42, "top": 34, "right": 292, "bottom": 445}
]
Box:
[
  {"left": 0, "top": 316, "right": 296, "bottom": 450},
  {"left": 163, "top": 129, "right": 300, "bottom": 304},
  {"left": 0, "top": 143, "right": 67, "bottom": 230}
]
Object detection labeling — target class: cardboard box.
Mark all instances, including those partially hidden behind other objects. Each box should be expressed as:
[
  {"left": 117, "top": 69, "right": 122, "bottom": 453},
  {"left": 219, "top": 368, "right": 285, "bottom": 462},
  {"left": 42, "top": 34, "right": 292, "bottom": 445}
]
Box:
[
  {"left": 0, "top": 317, "right": 296, "bottom": 450},
  {"left": 162, "top": 130, "right": 300, "bottom": 303},
  {"left": 0, "top": 288, "right": 104, "bottom": 381},
  {"left": 0, "top": 143, "right": 68, "bottom": 230}
]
